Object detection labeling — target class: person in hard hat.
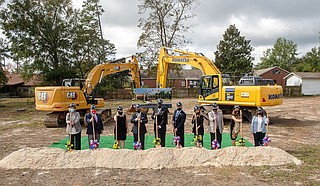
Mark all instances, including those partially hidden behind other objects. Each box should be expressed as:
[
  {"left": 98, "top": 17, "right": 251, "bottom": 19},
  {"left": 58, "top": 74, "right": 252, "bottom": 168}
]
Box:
[
  {"left": 192, "top": 106, "right": 205, "bottom": 147},
  {"left": 151, "top": 99, "right": 168, "bottom": 147},
  {"left": 230, "top": 105, "right": 242, "bottom": 146},
  {"left": 85, "top": 104, "right": 104, "bottom": 147},
  {"left": 66, "top": 103, "right": 82, "bottom": 150},
  {"left": 251, "top": 107, "right": 269, "bottom": 146},
  {"left": 172, "top": 101, "right": 186, "bottom": 147},
  {"left": 113, "top": 105, "right": 128, "bottom": 149},
  {"left": 208, "top": 103, "right": 224, "bottom": 149},
  {"left": 131, "top": 104, "right": 148, "bottom": 150}
]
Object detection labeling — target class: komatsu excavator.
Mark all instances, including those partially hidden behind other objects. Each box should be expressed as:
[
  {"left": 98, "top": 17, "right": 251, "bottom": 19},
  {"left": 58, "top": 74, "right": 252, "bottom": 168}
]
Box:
[
  {"left": 35, "top": 56, "right": 141, "bottom": 127},
  {"left": 157, "top": 47, "right": 283, "bottom": 121}
]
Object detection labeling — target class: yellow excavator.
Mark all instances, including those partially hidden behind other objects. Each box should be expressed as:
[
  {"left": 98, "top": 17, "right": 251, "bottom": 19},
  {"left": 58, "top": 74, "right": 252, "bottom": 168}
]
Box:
[
  {"left": 35, "top": 56, "right": 141, "bottom": 127},
  {"left": 157, "top": 47, "right": 283, "bottom": 121}
]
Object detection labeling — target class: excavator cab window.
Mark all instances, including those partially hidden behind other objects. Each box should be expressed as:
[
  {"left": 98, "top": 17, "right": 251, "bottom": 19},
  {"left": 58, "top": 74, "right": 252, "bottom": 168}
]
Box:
[
  {"left": 62, "top": 78, "right": 85, "bottom": 88},
  {"left": 200, "top": 75, "right": 220, "bottom": 99}
]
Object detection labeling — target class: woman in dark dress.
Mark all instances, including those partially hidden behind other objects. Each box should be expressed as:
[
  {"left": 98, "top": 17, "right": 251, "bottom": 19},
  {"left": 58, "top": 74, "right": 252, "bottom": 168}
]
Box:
[
  {"left": 114, "top": 106, "right": 128, "bottom": 149},
  {"left": 192, "top": 106, "right": 204, "bottom": 147}
]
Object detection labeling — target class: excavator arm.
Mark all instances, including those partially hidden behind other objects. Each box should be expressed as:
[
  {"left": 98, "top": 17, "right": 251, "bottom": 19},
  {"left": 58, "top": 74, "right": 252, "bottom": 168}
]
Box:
[
  {"left": 157, "top": 47, "right": 221, "bottom": 88},
  {"left": 83, "top": 55, "right": 141, "bottom": 95}
]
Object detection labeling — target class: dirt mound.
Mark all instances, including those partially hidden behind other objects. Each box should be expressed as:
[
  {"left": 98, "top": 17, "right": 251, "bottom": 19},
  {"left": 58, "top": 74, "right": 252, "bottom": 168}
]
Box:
[{"left": 0, "top": 147, "right": 301, "bottom": 169}]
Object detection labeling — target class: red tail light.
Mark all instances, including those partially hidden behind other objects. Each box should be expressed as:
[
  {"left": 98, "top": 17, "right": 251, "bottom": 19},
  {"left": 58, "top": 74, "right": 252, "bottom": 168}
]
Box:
[{"left": 262, "top": 98, "right": 266, "bottom": 102}]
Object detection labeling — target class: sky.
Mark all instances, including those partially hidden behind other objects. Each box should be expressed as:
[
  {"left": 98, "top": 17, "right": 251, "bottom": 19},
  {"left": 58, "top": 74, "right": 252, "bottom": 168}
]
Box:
[{"left": 76, "top": 0, "right": 320, "bottom": 65}]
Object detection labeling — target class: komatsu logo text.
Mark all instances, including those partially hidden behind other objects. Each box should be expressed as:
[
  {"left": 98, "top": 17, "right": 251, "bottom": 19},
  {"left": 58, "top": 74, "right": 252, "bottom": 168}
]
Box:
[
  {"left": 172, "top": 58, "right": 189, "bottom": 62},
  {"left": 268, "top": 93, "right": 283, "bottom": 100}
]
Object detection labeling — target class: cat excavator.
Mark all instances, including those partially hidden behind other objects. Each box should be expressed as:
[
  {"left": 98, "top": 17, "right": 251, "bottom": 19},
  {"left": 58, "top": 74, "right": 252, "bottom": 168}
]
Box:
[
  {"left": 157, "top": 47, "right": 283, "bottom": 121},
  {"left": 35, "top": 56, "right": 141, "bottom": 127}
]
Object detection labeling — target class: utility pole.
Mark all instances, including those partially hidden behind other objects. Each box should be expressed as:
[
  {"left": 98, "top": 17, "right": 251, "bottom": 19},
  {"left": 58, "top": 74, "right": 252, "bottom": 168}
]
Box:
[{"left": 96, "top": 1, "right": 105, "bottom": 64}]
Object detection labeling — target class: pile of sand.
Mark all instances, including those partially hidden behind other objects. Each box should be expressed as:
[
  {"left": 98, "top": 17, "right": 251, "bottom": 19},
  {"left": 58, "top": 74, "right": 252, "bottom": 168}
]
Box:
[{"left": 0, "top": 147, "right": 301, "bottom": 169}]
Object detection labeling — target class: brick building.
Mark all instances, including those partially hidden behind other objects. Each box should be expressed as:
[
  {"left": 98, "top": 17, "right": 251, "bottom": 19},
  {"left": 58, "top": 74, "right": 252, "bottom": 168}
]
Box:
[{"left": 254, "top": 66, "right": 289, "bottom": 88}]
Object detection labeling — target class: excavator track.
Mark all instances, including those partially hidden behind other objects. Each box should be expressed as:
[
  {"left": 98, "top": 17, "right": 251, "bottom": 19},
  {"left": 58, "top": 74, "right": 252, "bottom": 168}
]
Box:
[
  {"left": 44, "top": 112, "right": 67, "bottom": 127},
  {"left": 98, "top": 108, "right": 112, "bottom": 125}
]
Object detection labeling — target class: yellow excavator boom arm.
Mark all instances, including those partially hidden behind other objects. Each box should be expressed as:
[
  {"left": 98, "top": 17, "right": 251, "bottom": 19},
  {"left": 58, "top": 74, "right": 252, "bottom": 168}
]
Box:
[
  {"left": 157, "top": 47, "right": 221, "bottom": 88},
  {"left": 83, "top": 56, "right": 141, "bottom": 95}
]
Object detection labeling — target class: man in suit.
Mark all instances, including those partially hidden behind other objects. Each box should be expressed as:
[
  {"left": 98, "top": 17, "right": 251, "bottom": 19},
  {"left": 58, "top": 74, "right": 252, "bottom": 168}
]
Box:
[
  {"left": 172, "top": 102, "right": 186, "bottom": 147},
  {"left": 131, "top": 104, "right": 148, "bottom": 150},
  {"left": 151, "top": 99, "right": 168, "bottom": 147},
  {"left": 208, "top": 102, "right": 224, "bottom": 149},
  {"left": 66, "top": 103, "right": 82, "bottom": 150},
  {"left": 85, "top": 104, "right": 104, "bottom": 148}
]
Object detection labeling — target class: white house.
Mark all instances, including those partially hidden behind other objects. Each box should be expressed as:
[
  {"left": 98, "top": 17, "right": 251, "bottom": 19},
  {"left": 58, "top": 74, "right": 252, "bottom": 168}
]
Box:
[{"left": 284, "top": 72, "right": 320, "bottom": 95}]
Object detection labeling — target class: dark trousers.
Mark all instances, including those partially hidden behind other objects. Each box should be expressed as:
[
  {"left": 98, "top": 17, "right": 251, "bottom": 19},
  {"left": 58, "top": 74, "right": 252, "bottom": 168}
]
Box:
[
  {"left": 194, "top": 134, "right": 204, "bottom": 146},
  {"left": 155, "top": 131, "right": 166, "bottom": 147},
  {"left": 70, "top": 131, "right": 81, "bottom": 150},
  {"left": 134, "top": 133, "right": 145, "bottom": 150},
  {"left": 176, "top": 130, "right": 185, "bottom": 147},
  {"left": 210, "top": 128, "right": 222, "bottom": 149},
  {"left": 253, "top": 132, "right": 265, "bottom": 146},
  {"left": 88, "top": 133, "right": 100, "bottom": 147}
]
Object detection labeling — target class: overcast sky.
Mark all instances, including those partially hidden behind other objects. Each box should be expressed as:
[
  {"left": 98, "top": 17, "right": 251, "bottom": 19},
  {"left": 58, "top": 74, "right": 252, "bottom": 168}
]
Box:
[{"left": 73, "top": 0, "right": 320, "bottom": 64}]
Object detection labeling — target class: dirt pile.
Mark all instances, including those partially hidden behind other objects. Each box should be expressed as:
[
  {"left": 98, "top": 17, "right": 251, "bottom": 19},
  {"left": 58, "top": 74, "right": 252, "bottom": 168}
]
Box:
[{"left": 0, "top": 147, "right": 301, "bottom": 169}]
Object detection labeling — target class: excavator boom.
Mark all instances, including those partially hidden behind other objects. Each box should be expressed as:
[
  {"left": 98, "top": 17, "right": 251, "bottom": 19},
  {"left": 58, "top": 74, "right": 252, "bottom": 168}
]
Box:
[
  {"left": 157, "top": 47, "right": 221, "bottom": 88},
  {"left": 83, "top": 56, "right": 141, "bottom": 95}
]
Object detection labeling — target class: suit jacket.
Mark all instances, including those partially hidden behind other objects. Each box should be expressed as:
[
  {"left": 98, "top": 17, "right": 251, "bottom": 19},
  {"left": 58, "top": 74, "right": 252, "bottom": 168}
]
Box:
[
  {"left": 131, "top": 112, "right": 148, "bottom": 135},
  {"left": 66, "top": 112, "right": 82, "bottom": 134},
  {"left": 192, "top": 114, "right": 204, "bottom": 135},
  {"left": 151, "top": 108, "right": 168, "bottom": 134},
  {"left": 208, "top": 109, "right": 224, "bottom": 134},
  {"left": 85, "top": 113, "right": 104, "bottom": 134},
  {"left": 172, "top": 109, "right": 186, "bottom": 133}
]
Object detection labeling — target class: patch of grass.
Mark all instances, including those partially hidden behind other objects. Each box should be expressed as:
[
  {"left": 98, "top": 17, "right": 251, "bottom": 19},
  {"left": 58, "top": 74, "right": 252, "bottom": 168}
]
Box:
[{"left": 0, "top": 121, "right": 43, "bottom": 132}]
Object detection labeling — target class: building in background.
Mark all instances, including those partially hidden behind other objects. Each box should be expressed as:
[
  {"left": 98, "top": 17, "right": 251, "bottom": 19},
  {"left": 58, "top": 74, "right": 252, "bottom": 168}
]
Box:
[
  {"left": 254, "top": 66, "right": 289, "bottom": 88},
  {"left": 284, "top": 72, "right": 320, "bottom": 95},
  {"left": 141, "top": 69, "right": 202, "bottom": 88},
  {"left": 1, "top": 74, "right": 41, "bottom": 97}
]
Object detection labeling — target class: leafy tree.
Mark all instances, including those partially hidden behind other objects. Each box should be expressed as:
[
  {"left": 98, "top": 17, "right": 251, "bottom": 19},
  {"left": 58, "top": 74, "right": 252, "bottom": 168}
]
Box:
[
  {"left": 294, "top": 47, "right": 320, "bottom": 72},
  {"left": 0, "top": 38, "right": 9, "bottom": 85},
  {"left": 71, "top": 0, "right": 116, "bottom": 79},
  {"left": 214, "top": 24, "right": 254, "bottom": 77},
  {"left": 256, "top": 37, "right": 298, "bottom": 71},
  {"left": 0, "top": 0, "right": 77, "bottom": 85},
  {"left": 0, "top": 0, "right": 116, "bottom": 85},
  {"left": 137, "top": 0, "right": 198, "bottom": 75}
]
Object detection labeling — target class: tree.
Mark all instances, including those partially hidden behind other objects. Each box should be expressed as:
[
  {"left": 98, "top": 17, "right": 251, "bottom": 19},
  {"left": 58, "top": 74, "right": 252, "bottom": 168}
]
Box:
[
  {"left": 71, "top": 0, "right": 116, "bottom": 79},
  {"left": 0, "top": 38, "right": 9, "bottom": 85},
  {"left": 214, "top": 24, "right": 254, "bottom": 77},
  {"left": 137, "top": 0, "right": 198, "bottom": 75},
  {"left": 0, "top": 0, "right": 116, "bottom": 85},
  {"left": 0, "top": 0, "right": 77, "bottom": 85},
  {"left": 256, "top": 37, "right": 298, "bottom": 71},
  {"left": 294, "top": 47, "right": 320, "bottom": 72}
]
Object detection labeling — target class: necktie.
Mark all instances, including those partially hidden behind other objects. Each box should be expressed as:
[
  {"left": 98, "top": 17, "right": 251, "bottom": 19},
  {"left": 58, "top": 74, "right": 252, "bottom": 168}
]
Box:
[
  {"left": 94, "top": 115, "right": 97, "bottom": 123},
  {"left": 175, "top": 111, "right": 180, "bottom": 122}
]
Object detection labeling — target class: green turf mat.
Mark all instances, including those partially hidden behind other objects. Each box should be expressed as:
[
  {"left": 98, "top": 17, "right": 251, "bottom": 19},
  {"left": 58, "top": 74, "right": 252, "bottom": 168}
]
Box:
[{"left": 50, "top": 133, "right": 253, "bottom": 150}]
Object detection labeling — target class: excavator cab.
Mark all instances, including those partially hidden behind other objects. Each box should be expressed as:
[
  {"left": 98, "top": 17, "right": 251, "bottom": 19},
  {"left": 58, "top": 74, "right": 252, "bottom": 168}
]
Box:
[
  {"left": 62, "top": 78, "right": 85, "bottom": 89},
  {"left": 199, "top": 75, "right": 221, "bottom": 101}
]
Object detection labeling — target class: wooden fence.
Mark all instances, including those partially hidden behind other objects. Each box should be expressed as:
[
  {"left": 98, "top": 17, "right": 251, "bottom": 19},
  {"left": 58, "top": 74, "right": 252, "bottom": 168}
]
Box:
[{"left": 284, "top": 86, "right": 301, "bottom": 97}]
